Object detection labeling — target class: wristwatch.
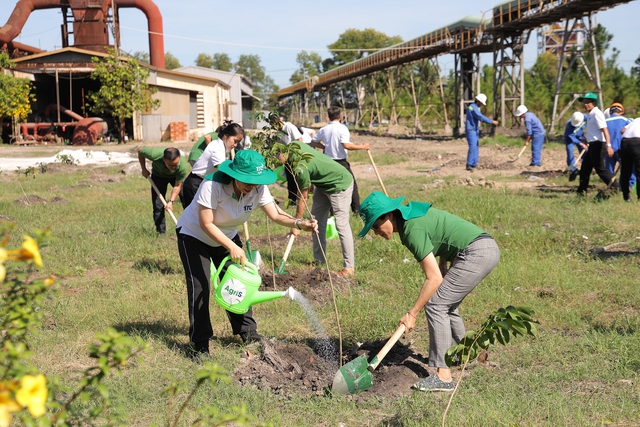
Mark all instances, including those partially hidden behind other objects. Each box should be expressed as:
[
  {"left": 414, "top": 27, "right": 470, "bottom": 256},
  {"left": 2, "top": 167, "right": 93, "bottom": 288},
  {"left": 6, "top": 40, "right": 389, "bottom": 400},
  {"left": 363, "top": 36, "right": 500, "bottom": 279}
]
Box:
[{"left": 606, "top": 144, "right": 612, "bottom": 147}]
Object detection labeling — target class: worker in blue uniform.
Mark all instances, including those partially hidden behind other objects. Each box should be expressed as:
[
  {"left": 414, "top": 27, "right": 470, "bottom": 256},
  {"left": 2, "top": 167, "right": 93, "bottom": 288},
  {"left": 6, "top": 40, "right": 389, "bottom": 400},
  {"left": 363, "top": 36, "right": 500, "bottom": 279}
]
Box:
[
  {"left": 605, "top": 102, "right": 635, "bottom": 188},
  {"left": 564, "top": 111, "right": 587, "bottom": 174},
  {"left": 465, "top": 93, "right": 498, "bottom": 172},
  {"left": 515, "top": 105, "right": 545, "bottom": 167}
]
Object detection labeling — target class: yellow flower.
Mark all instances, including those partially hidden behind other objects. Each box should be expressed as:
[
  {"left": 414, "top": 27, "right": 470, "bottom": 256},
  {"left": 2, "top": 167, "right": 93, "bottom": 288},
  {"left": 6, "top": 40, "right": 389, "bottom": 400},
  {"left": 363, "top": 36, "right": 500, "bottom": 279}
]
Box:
[
  {"left": 0, "top": 265, "right": 5, "bottom": 283},
  {"left": 0, "top": 389, "right": 20, "bottom": 427},
  {"left": 20, "top": 236, "right": 43, "bottom": 268},
  {"left": 0, "top": 248, "right": 6, "bottom": 263},
  {"left": 43, "top": 275, "right": 55, "bottom": 286},
  {"left": 15, "top": 374, "right": 47, "bottom": 417}
]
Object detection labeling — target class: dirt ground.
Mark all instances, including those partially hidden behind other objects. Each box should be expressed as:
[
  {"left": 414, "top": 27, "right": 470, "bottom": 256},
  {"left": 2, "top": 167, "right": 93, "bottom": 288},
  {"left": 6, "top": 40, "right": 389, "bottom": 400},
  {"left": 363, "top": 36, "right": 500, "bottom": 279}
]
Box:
[{"left": 0, "top": 132, "right": 568, "bottom": 398}]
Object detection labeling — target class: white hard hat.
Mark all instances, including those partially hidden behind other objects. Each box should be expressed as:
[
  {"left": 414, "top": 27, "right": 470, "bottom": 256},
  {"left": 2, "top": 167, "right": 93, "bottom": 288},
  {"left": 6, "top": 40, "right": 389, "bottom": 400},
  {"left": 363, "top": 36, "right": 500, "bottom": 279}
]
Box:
[
  {"left": 603, "top": 108, "right": 610, "bottom": 119},
  {"left": 475, "top": 93, "right": 487, "bottom": 105},
  {"left": 570, "top": 112, "right": 584, "bottom": 127},
  {"left": 515, "top": 105, "right": 528, "bottom": 117}
]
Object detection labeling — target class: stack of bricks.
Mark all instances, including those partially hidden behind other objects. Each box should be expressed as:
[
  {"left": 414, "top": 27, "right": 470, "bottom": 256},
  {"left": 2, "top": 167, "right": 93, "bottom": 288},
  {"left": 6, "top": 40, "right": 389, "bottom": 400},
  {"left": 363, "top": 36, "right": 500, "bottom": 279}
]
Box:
[{"left": 169, "top": 122, "right": 187, "bottom": 142}]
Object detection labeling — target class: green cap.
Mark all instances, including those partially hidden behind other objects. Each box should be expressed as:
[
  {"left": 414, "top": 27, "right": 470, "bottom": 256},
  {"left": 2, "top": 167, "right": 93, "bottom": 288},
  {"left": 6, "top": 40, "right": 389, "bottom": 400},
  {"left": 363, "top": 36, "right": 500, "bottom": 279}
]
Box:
[
  {"left": 217, "top": 150, "right": 276, "bottom": 185},
  {"left": 358, "top": 192, "right": 432, "bottom": 237},
  {"left": 578, "top": 92, "right": 599, "bottom": 106}
]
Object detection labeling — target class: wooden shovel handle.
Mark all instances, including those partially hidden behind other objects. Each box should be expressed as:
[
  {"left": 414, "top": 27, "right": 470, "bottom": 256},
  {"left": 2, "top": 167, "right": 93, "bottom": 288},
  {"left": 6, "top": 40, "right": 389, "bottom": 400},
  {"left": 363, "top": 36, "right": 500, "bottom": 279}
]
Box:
[
  {"left": 148, "top": 177, "right": 178, "bottom": 225},
  {"left": 367, "top": 149, "right": 388, "bottom": 196},
  {"left": 282, "top": 234, "right": 295, "bottom": 262},
  {"left": 512, "top": 144, "right": 527, "bottom": 161},
  {"left": 368, "top": 324, "right": 406, "bottom": 371},
  {"left": 243, "top": 221, "right": 250, "bottom": 241},
  {"left": 567, "top": 149, "right": 586, "bottom": 171}
]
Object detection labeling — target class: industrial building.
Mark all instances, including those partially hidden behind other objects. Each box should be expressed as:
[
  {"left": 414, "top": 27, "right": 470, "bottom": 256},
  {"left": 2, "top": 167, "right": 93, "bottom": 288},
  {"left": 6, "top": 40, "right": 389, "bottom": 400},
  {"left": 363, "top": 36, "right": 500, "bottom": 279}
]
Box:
[{"left": 0, "top": 0, "right": 247, "bottom": 145}]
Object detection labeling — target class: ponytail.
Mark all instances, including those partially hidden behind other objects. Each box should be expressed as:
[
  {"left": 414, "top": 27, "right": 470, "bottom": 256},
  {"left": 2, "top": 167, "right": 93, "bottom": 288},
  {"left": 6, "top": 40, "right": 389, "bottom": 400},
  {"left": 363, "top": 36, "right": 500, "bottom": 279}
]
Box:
[{"left": 216, "top": 120, "right": 245, "bottom": 139}]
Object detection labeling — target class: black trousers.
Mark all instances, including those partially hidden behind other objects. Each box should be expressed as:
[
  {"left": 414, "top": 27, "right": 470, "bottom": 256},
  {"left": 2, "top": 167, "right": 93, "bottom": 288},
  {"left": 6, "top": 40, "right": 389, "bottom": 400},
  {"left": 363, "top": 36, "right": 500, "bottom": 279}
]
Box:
[
  {"left": 578, "top": 141, "right": 614, "bottom": 193},
  {"left": 181, "top": 173, "right": 204, "bottom": 209},
  {"left": 620, "top": 137, "right": 640, "bottom": 200},
  {"left": 177, "top": 231, "right": 257, "bottom": 345},
  {"left": 284, "top": 166, "right": 298, "bottom": 204},
  {"left": 150, "top": 175, "right": 182, "bottom": 234},
  {"left": 334, "top": 158, "right": 360, "bottom": 213}
]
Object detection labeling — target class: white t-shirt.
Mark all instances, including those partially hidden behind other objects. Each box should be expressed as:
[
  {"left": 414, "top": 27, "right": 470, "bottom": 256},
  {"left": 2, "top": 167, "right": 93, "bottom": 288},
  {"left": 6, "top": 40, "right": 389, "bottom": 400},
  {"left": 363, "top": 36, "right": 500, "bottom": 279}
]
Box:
[
  {"left": 585, "top": 107, "right": 607, "bottom": 142},
  {"left": 622, "top": 118, "right": 640, "bottom": 139},
  {"left": 191, "top": 138, "right": 227, "bottom": 177},
  {"left": 281, "top": 122, "right": 302, "bottom": 145},
  {"left": 312, "top": 121, "right": 350, "bottom": 160},
  {"left": 300, "top": 127, "right": 314, "bottom": 144},
  {"left": 177, "top": 179, "right": 274, "bottom": 247}
]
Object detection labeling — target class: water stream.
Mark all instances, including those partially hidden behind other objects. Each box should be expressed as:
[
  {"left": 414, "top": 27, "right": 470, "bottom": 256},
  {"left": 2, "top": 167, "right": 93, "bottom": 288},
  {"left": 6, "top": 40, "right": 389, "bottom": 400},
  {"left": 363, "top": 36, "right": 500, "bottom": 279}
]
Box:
[{"left": 289, "top": 288, "right": 340, "bottom": 367}]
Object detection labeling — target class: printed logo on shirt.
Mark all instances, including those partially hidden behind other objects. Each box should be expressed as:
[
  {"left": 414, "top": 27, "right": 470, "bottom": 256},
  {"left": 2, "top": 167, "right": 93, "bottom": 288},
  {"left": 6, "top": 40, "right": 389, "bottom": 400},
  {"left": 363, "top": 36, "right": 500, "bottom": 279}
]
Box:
[{"left": 244, "top": 203, "right": 254, "bottom": 212}]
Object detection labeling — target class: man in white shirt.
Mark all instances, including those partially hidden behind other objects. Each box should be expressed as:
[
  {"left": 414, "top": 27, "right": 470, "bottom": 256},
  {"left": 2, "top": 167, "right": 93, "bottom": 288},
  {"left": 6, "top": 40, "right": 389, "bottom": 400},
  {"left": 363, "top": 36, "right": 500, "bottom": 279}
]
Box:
[
  {"left": 276, "top": 117, "right": 304, "bottom": 206},
  {"left": 577, "top": 92, "right": 614, "bottom": 195},
  {"left": 311, "top": 107, "right": 370, "bottom": 214}
]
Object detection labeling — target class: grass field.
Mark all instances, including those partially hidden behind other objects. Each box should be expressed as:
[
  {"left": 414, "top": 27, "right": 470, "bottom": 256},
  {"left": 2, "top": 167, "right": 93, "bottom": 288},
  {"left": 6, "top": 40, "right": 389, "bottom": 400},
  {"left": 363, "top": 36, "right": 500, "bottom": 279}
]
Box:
[{"left": 1, "top": 140, "right": 639, "bottom": 426}]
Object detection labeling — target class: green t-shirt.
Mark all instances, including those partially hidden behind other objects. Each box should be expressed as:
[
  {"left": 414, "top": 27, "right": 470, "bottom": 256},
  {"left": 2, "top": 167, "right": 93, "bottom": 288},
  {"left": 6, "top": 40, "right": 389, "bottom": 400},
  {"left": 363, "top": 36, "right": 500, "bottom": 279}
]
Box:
[
  {"left": 399, "top": 208, "right": 485, "bottom": 262},
  {"left": 139, "top": 147, "right": 189, "bottom": 182},
  {"left": 289, "top": 142, "right": 352, "bottom": 194},
  {"left": 188, "top": 132, "right": 218, "bottom": 163}
]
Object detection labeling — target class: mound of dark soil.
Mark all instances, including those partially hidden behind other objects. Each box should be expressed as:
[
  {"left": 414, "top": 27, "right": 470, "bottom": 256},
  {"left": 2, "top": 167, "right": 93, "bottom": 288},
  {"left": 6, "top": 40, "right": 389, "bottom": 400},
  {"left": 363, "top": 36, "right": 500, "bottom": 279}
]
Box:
[
  {"left": 233, "top": 336, "right": 431, "bottom": 400},
  {"left": 14, "top": 195, "right": 48, "bottom": 206},
  {"left": 259, "top": 268, "right": 353, "bottom": 304}
]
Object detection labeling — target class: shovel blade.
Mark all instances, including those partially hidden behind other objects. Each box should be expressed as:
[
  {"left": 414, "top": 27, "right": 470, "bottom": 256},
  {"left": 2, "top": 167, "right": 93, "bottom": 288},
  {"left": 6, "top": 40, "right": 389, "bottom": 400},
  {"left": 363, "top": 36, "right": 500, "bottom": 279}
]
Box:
[
  {"left": 245, "top": 241, "right": 262, "bottom": 268},
  {"left": 331, "top": 355, "right": 373, "bottom": 395}
]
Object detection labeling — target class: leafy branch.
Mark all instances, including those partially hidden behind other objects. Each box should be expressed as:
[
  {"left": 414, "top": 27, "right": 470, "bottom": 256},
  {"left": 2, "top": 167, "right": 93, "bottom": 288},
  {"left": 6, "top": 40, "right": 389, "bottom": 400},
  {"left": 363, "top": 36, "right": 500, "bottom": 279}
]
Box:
[{"left": 442, "top": 306, "right": 539, "bottom": 426}]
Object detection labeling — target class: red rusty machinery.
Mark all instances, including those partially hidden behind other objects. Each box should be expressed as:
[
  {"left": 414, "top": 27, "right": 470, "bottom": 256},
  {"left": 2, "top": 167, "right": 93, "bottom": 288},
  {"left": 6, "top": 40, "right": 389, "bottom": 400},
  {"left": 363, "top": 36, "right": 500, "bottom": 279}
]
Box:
[
  {"left": 0, "top": 0, "right": 165, "bottom": 67},
  {"left": 0, "top": 0, "right": 165, "bottom": 144},
  {"left": 19, "top": 104, "right": 107, "bottom": 145}
]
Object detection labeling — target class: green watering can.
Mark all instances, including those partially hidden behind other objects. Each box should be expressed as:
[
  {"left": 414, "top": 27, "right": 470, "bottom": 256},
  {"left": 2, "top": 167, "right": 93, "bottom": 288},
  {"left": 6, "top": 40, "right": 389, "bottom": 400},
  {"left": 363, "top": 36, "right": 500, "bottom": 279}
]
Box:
[{"left": 212, "top": 256, "right": 295, "bottom": 314}]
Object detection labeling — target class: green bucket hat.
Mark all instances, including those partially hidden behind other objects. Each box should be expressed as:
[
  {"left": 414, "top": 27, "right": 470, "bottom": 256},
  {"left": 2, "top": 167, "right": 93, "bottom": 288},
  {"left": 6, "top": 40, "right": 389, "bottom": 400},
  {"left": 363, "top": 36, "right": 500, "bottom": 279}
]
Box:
[
  {"left": 217, "top": 150, "right": 276, "bottom": 185},
  {"left": 358, "top": 192, "right": 432, "bottom": 237},
  {"left": 578, "top": 92, "right": 599, "bottom": 106}
]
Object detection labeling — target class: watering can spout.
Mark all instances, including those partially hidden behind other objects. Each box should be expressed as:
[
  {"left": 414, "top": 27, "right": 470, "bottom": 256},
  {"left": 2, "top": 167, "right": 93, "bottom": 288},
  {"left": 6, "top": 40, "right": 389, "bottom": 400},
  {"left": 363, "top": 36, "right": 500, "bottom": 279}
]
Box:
[
  {"left": 284, "top": 286, "right": 296, "bottom": 301},
  {"left": 248, "top": 286, "right": 296, "bottom": 306}
]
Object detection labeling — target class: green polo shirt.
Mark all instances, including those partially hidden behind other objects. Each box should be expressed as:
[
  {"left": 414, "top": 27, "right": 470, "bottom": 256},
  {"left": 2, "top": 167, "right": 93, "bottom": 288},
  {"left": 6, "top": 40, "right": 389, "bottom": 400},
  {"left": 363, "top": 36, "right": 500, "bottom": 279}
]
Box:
[
  {"left": 139, "top": 147, "right": 189, "bottom": 182},
  {"left": 188, "top": 132, "right": 218, "bottom": 164},
  {"left": 289, "top": 142, "right": 352, "bottom": 194},
  {"left": 399, "top": 208, "right": 485, "bottom": 262}
]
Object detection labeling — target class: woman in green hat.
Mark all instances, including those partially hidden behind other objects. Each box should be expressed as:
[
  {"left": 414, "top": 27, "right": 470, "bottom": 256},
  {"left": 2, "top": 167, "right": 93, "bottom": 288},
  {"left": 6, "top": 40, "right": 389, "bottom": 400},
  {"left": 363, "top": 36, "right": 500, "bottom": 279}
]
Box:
[
  {"left": 176, "top": 150, "right": 317, "bottom": 356},
  {"left": 358, "top": 192, "right": 500, "bottom": 392}
]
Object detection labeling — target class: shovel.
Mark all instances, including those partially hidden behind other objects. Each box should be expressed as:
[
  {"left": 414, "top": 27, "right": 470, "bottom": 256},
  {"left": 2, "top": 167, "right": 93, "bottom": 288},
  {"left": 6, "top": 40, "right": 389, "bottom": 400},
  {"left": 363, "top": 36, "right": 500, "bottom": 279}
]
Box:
[
  {"left": 332, "top": 324, "right": 405, "bottom": 395},
  {"left": 148, "top": 177, "right": 178, "bottom": 225},
  {"left": 567, "top": 149, "right": 586, "bottom": 181},
  {"left": 367, "top": 149, "right": 388, "bottom": 196},
  {"left": 275, "top": 234, "right": 295, "bottom": 274},
  {"left": 243, "top": 222, "right": 262, "bottom": 268},
  {"left": 510, "top": 144, "right": 527, "bottom": 162}
]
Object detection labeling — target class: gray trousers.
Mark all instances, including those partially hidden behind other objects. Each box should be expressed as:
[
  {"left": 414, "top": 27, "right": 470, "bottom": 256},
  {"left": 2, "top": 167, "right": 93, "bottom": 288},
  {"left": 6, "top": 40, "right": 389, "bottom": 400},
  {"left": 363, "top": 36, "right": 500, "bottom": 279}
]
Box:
[
  {"left": 425, "top": 236, "right": 500, "bottom": 368},
  {"left": 311, "top": 181, "right": 355, "bottom": 269}
]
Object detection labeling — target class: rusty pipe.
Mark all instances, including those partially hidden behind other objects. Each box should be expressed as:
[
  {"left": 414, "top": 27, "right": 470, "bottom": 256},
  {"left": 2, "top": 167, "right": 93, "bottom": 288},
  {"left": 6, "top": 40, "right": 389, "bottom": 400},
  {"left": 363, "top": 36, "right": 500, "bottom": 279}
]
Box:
[
  {"left": 44, "top": 103, "right": 83, "bottom": 122},
  {"left": 20, "top": 122, "right": 54, "bottom": 140},
  {"left": 0, "top": 0, "right": 67, "bottom": 45},
  {"left": 115, "top": 0, "right": 165, "bottom": 68}
]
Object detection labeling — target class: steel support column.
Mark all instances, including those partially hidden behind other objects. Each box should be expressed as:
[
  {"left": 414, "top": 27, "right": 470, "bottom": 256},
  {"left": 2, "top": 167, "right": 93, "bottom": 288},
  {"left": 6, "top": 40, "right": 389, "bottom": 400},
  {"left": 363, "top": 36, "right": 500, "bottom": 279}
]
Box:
[
  {"left": 453, "top": 53, "right": 480, "bottom": 136},
  {"left": 492, "top": 31, "right": 527, "bottom": 129}
]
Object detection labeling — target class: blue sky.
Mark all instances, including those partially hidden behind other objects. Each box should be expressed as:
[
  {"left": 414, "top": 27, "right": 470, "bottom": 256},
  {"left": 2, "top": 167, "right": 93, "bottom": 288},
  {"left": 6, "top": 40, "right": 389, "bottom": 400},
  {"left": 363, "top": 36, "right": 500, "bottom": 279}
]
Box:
[{"left": 2, "top": 0, "right": 638, "bottom": 89}]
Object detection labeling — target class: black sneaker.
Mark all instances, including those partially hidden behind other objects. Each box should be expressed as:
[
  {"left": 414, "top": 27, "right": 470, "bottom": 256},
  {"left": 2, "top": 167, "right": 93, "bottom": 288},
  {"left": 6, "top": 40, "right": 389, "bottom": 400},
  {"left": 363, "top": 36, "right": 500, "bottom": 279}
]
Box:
[
  {"left": 465, "top": 165, "right": 474, "bottom": 172},
  {"left": 239, "top": 331, "right": 264, "bottom": 343}
]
